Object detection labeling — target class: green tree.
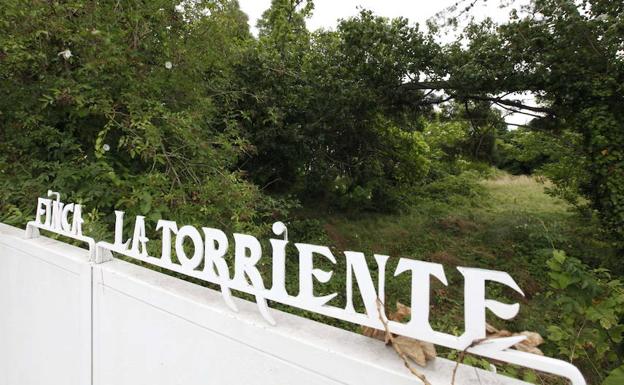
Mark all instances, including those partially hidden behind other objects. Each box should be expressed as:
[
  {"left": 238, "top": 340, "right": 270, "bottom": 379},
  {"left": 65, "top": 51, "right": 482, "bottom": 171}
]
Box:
[
  {"left": 240, "top": 8, "right": 434, "bottom": 210},
  {"left": 0, "top": 0, "right": 282, "bottom": 234},
  {"left": 408, "top": 0, "right": 624, "bottom": 243}
]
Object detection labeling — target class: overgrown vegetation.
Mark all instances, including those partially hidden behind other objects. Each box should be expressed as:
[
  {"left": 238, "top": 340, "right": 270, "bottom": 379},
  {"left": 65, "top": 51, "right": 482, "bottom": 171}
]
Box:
[
  {"left": 303, "top": 173, "right": 620, "bottom": 384},
  {"left": 1, "top": 0, "right": 623, "bottom": 383}
]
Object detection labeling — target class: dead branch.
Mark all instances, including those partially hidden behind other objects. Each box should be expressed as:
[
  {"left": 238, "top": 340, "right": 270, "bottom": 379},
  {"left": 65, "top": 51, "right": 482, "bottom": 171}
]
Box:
[{"left": 375, "top": 298, "right": 432, "bottom": 385}]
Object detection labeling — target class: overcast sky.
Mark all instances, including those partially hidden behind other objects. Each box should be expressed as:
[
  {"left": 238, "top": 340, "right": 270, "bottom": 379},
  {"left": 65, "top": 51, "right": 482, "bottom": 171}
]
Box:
[
  {"left": 238, "top": 0, "right": 524, "bottom": 35},
  {"left": 237, "top": 0, "right": 535, "bottom": 127}
]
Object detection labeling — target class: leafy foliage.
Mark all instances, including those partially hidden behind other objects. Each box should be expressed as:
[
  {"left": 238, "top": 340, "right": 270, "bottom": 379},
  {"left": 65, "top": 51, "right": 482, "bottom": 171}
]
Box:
[
  {"left": 0, "top": 0, "right": 284, "bottom": 235},
  {"left": 603, "top": 364, "right": 624, "bottom": 385},
  {"left": 237, "top": 7, "right": 436, "bottom": 210},
  {"left": 436, "top": 0, "right": 624, "bottom": 243},
  {"left": 545, "top": 250, "right": 624, "bottom": 382}
]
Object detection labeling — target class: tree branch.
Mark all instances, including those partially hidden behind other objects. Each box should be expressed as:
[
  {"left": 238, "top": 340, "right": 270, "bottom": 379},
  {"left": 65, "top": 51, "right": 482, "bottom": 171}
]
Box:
[
  {"left": 399, "top": 81, "right": 555, "bottom": 115},
  {"left": 464, "top": 94, "right": 554, "bottom": 115},
  {"left": 493, "top": 101, "right": 546, "bottom": 119}
]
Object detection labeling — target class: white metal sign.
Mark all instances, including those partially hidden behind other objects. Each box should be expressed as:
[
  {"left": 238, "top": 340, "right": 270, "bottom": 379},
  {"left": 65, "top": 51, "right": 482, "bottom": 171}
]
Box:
[{"left": 25, "top": 191, "right": 586, "bottom": 385}]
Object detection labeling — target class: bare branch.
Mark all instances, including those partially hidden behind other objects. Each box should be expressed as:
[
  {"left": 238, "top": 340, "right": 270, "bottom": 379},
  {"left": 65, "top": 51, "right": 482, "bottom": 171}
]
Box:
[
  {"left": 375, "top": 298, "right": 432, "bottom": 385},
  {"left": 399, "top": 81, "right": 555, "bottom": 115}
]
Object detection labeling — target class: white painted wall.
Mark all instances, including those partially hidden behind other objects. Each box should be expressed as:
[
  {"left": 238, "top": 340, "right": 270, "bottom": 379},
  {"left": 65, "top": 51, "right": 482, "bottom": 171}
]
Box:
[
  {"left": 0, "top": 223, "right": 529, "bottom": 385},
  {"left": 0, "top": 223, "right": 91, "bottom": 385}
]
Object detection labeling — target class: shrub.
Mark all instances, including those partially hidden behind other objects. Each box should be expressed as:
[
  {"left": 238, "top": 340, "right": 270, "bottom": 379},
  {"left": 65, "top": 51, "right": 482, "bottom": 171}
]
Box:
[
  {"left": 544, "top": 250, "right": 624, "bottom": 383},
  {"left": 418, "top": 172, "right": 487, "bottom": 206},
  {"left": 0, "top": 0, "right": 286, "bottom": 235}
]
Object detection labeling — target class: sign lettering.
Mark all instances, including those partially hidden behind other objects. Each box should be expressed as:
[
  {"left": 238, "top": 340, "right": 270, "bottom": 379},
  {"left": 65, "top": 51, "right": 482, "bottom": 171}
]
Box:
[{"left": 25, "top": 191, "right": 585, "bottom": 385}]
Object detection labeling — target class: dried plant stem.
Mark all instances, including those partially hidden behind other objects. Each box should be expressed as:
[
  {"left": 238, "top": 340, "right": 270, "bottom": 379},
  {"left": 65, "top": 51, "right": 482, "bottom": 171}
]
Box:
[
  {"left": 375, "top": 298, "right": 432, "bottom": 385},
  {"left": 450, "top": 337, "right": 488, "bottom": 385}
]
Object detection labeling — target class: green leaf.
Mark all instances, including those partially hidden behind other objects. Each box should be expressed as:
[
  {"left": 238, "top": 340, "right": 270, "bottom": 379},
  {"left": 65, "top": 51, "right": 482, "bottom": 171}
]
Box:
[
  {"left": 553, "top": 250, "right": 566, "bottom": 263},
  {"left": 603, "top": 365, "right": 624, "bottom": 385}
]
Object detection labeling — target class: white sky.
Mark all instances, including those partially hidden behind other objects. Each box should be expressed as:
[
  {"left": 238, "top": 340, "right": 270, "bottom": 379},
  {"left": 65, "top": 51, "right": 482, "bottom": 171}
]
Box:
[
  {"left": 238, "top": 0, "right": 523, "bottom": 35},
  {"left": 237, "top": 0, "right": 537, "bottom": 127}
]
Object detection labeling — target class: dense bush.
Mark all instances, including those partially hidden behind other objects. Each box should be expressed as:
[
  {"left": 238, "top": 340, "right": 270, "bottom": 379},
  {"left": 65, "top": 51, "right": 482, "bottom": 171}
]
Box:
[
  {"left": 497, "top": 128, "right": 561, "bottom": 175},
  {"left": 235, "top": 5, "right": 437, "bottom": 211},
  {"left": 418, "top": 172, "right": 487, "bottom": 206},
  {"left": 544, "top": 250, "right": 624, "bottom": 384},
  {"left": 0, "top": 0, "right": 284, "bottom": 235}
]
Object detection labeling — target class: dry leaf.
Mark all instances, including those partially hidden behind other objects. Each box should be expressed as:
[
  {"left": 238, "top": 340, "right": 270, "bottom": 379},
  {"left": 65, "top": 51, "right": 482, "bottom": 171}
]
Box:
[
  {"left": 394, "top": 336, "right": 428, "bottom": 366},
  {"left": 513, "top": 343, "right": 544, "bottom": 355},
  {"left": 393, "top": 336, "right": 437, "bottom": 366},
  {"left": 361, "top": 301, "right": 411, "bottom": 341},
  {"left": 420, "top": 340, "right": 437, "bottom": 361},
  {"left": 513, "top": 331, "right": 544, "bottom": 355},
  {"left": 361, "top": 301, "right": 437, "bottom": 367},
  {"left": 486, "top": 323, "right": 499, "bottom": 334},
  {"left": 486, "top": 323, "right": 544, "bottom": 355},
  {"left": 391, "top": 301, "right": 411, "bottom": 323},
  {"left": 518, "top": 331, "right": 544, "bottom": 347},
  {"left": 485, "top": 323, "right": 511, "bottom": 337}
]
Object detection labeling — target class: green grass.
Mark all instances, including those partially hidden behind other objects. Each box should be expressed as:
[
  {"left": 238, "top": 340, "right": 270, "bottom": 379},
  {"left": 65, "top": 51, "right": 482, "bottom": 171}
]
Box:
[
  {"left": 320, "top": 173, "right": 612, "bottom": 300},
  {"left": 483, "top": 175, "right": 571, "bottom": 215},
  {"left": 322, "top": 174, "right": 574, "bottom": 297},
  {"left": 279, "top": 172, "right": 614, "bottom": 383}
]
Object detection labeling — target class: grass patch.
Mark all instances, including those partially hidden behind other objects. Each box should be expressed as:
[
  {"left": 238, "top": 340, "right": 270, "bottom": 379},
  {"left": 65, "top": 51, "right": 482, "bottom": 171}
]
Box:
[{"left": 281, "top": 172, "right": 615, "bottom": 383}]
